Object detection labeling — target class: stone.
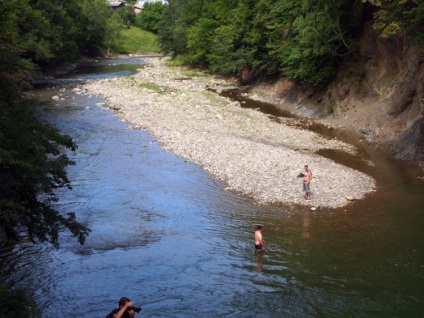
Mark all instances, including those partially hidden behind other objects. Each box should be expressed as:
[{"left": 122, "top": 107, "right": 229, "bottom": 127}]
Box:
[
  {"left": 345, "top": 196, "right": 355, "bottom": 201},
  {"left": 51, "top": 95, "right": 60, "bottom": 101}
]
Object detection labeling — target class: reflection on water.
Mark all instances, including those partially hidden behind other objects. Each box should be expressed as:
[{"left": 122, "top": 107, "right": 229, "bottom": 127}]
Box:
[
  {"left": 255, "top": 251, "right": 265, "bottom": 272},
  {"left": 1, "top": 58, "right": 424, "bottom": 317}
]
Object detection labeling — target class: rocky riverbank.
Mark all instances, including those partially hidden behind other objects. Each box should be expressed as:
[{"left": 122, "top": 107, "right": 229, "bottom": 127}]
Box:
[{"left": 80, "top": 57, "right": 375, "bottom": 208}]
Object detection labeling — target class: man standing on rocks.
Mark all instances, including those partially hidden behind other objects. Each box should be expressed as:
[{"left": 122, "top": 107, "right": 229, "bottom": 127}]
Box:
[{"left": 303, "top": 165, "right": 313, "bottom": 200}]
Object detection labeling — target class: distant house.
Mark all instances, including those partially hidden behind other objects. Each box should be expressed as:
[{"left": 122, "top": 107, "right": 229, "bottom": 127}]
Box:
[
  {"left": 133, "top": 0, "right": 145, "bottom": 14},
  {"left": 108, "top": 1, "right": 126, "bottom": 10}
]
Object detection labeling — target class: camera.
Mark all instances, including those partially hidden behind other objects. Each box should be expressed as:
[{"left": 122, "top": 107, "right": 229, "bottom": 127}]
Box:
[
  {"left": 128, "top": 306, "right": 142, "bottom": 313},
  {"left": 297, "top": 173, "right": 305, "bottom": 178}
]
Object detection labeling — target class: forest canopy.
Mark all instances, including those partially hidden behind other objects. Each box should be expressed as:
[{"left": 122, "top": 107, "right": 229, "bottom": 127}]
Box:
[{"left": 157, "top": 0, "right": 424, "bottom": 87}]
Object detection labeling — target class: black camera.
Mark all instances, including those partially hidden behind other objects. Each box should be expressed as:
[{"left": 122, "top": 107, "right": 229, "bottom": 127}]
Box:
[
  {"left": 128, "top": 306, "right": 142, "bottom": 313},
  {"left": 297, "top": 173, "right": 305, "bottom": 178}
]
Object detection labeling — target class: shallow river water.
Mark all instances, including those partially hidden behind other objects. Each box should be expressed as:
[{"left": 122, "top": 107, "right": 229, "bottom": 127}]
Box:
[{"left": 2, "top": 57, "right": 424, "bottom": 317}]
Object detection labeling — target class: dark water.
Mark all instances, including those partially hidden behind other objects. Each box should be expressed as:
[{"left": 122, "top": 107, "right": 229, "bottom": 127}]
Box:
[{"left": 2, "top": 58, "right": 424, "bottom": 318}]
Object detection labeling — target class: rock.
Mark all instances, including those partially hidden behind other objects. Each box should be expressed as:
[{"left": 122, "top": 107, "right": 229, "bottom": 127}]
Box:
[
  {"left": 345, "top": 196, "right": 355, "bottom": 201},
  {"left": 51, "top": 95, "right": 60, "bottom": 101},
  {"left": 310, "top": 206, "right": 318, "bottom": 211}
]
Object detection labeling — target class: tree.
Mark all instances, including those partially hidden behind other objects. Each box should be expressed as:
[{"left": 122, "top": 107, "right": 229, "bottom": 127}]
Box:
[
  {"left": 135, "top": 1, "right": 166, "bottom": 33},
  {"left": 117, "top": 6, "right": 136, "bottom": 29},
  {"left": 0, "top": 103, "right": 90, "bottom": 247},
  {"left": 363, "top": 1, "right": 424, "bottom": 48},
  {"left": 156, "top": 0, "right": 359, "bottom": 87},
  {"left": 80, "top": 0, "right": 111, "bottom": 56}
]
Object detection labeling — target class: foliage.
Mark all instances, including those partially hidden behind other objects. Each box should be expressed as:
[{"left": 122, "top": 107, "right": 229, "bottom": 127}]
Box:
[
  {"left": 116, "top": 6, "right": 137, "bottom": 29},
  {"left": 80, "top": 0, "right": 112, "bottom": 56},
  {"left": 110, "top": 26, "right": 160, "bottom": 53},
  {"left": 362, "top": 1, "right": 424, "bottom": 47},
  {"left": 106, "top": 12, "right": 126, "bottom": 52},
  {"left": 0, "top": 0, "right": 95, "bottom": 248},
  {"left": 0, "top": 103, "right": 90, "bottom": 247},
  {"left": 157, "top": 0, "right": 360, "bottom": 87},
  {"left": 135, "top": 2, "right": 166, "bottom": 33},
  {"left": 0, "top": 280, "right": 41, "bottom": 318}
]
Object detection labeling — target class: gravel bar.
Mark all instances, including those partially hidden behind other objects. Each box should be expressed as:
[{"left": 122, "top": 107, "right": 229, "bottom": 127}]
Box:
[{"left": 81, "top": 57, "right": 376, "bottom": 208}]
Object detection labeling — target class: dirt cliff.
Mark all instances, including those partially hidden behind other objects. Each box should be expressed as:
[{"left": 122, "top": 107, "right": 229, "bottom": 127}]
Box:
[{"left": 246, "top": 22, "right": 424, "bottom": 165}]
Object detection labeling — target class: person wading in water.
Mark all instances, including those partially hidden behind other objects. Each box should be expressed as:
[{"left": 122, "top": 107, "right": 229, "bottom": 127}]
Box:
[{"left": 254, "top": 225, "right": 265, "bottom": 251}]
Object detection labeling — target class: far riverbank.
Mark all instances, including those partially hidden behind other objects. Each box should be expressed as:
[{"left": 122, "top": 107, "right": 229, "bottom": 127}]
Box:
[{"left": 80, "top": 57, "right": 375, "bottom": 208}]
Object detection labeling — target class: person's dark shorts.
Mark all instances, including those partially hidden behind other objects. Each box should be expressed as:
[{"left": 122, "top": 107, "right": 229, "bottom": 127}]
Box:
[
  {"left": 255, "top": 244, "right": 263, "bottom": 250},
  {"left": 303, "top": 181, "right": 311, "bottom": 192}
]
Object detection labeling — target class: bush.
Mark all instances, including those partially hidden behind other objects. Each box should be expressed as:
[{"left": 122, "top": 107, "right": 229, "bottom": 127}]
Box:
[
  {"left": 0, "top": 280, "right": 41, "bottom": 318},
  {"left": 135, "top": 2, "right": 166, "bottom": 33},
  {"left": 0, "top": 102, "right": 90, "bottom": 247}
]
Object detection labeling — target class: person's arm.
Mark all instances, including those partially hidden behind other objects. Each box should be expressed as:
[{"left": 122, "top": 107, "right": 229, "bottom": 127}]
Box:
[{"left": 113, "top": 302, "right": 134, "bottom": 318}]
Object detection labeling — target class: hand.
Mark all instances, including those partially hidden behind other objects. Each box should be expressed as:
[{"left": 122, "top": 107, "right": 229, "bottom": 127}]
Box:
[{"left": 125, "top": 301, "right": 134, "bottom": 308}]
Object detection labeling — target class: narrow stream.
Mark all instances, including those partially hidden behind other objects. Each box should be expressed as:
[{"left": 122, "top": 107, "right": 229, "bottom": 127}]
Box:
[{"left": 1, "top": 57, "right": 424, "bottom": 317}]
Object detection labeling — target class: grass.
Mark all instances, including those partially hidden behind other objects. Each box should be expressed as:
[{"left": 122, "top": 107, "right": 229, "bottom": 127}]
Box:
[
  {"left": 111, "top": 26, "right": 160, "bottom": 54},
  {"left": 166, "top": 56, "right": 191, "bottom": 67},
  {"left": 139, "top": 82, "right": 168, "bottom": 93}
]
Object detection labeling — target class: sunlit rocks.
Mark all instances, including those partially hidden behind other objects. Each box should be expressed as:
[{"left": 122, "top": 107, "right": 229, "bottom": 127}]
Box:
[{"left": 82, "top": 57, "right": 376, "bottom": 208}]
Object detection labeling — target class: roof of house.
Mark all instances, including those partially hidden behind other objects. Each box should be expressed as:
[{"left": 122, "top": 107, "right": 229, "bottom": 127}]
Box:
[
  {"left": 109, "top": 1, "right": 126, "bottom": 8},
  {"left": 133, "top": 0, "right": 166, "bottom": 8}
]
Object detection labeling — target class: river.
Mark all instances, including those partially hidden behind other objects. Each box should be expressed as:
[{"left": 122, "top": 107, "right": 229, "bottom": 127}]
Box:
[{"left": 1, "top": 56, "right": 424, "bottom": 317}]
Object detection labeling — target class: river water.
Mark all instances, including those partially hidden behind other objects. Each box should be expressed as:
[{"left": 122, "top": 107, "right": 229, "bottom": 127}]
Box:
[{"left": 2, "top": 57, "right": 424, "bottom": 317}]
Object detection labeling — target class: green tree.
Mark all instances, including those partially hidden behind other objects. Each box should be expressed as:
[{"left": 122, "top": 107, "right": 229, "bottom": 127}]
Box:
[
  {"left": 157, "top": 0, "right": 360, "bottom": 87},
  {"left": 363, "top": 1, "right": 424, "bottom": 48},
  {"left": 106, "top": 12, "right": 126, "bottom": 52},
  {"left": 80, "top": 0, "right": 111, "bottom": 56},
  {"left": 158, "top": 0, "right": 202, "bottom": 56},
  {"left": 117, "top": 6, "right": 136, "bottom": 29},
  {"left": 0, "top": 103, "right": 90, "bottom": 247},
  {"left": 279, "top": 0, "right": 354, "bottom": 86},
  {"left": 135, "top": 1, "right": 166, "bottom": 33}
]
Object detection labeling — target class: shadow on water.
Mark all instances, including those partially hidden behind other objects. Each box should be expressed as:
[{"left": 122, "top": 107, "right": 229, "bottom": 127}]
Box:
[{"left": 1, "top": 57, "right": 424, "bottom": 317}]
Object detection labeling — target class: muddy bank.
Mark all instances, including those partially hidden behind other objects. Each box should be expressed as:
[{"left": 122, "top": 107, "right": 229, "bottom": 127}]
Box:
[
  {"left": 242, "top": 22, "right": 424, "bottom": 166},
  {"left": 79, "top": 57, "right": 375, "bottom": 208}
]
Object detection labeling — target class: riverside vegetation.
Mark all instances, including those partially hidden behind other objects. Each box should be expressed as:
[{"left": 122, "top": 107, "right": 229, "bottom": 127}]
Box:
[
  {"left": 158, "top": 0, "right": 424, "bottom": 163},
  {"left": 158, "top": 0, "right": 424, "bottom": 87},
  {"left": 0, "top": 1, "right": 157, "bottom": 316}
]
